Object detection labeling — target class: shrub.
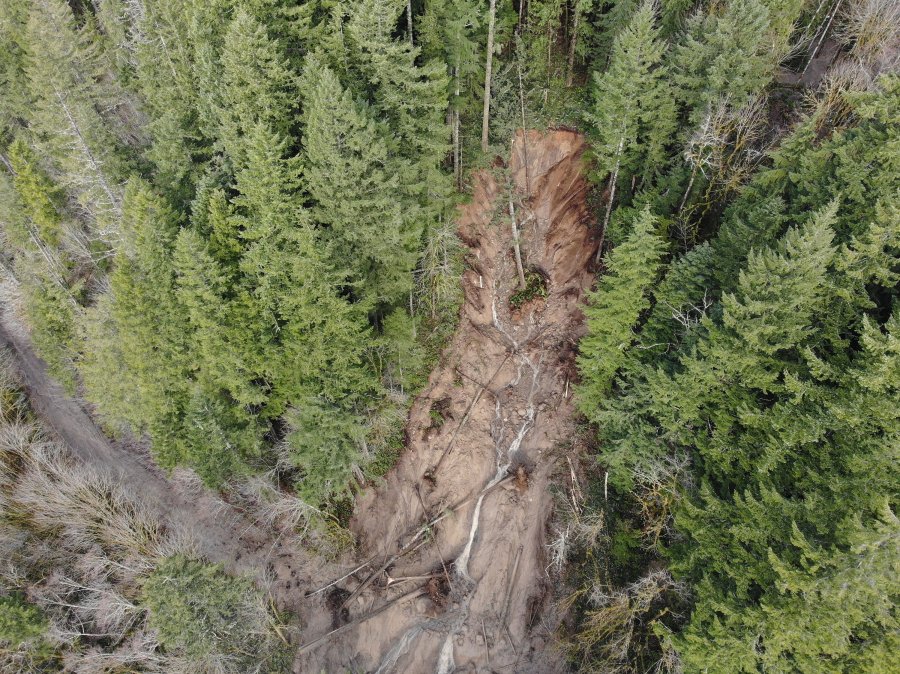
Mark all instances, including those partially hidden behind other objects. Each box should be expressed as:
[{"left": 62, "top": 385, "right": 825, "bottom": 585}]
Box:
[
  {"left": 0, "top": 594, "right": 56, "bottom": 671},
  {"left": 509, "top": 271, "right": 548, "bottom": 309},
  {"left": 143, "top": 555, "right": 285, "bottom": 674},
  {"left": 0, "top": 594, "right": 47, "bottom": 646}
]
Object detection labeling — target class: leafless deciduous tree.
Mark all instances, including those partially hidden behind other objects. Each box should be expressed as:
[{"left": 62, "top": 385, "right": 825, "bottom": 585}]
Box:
[{"left": 573, "top": 570, "right": 687, "bottom": 674}]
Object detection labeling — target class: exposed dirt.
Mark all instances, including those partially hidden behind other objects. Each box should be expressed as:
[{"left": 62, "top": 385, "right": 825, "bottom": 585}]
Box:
[
  {"left": 1, "top": 128, "right": 598, "bottom": 672},
  {"left": 298, "top": 129, "right": 597, "bottom": 673}
]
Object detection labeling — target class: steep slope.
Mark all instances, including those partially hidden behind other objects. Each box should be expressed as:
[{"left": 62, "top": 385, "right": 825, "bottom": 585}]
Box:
[
  {"left": 1, "top": 129, "right": 598, "bottom": 672},
  {"left": 299, "top": 129, "right": 597, "bottom": 672}
]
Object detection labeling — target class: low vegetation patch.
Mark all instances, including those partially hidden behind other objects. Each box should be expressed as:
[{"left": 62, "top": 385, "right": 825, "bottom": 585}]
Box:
[
  {"left": 509, "top": 271, "right": 548, "bottom": 309},
  {"left": 144, "top": 555, "right": 288, "bottom": 673}
]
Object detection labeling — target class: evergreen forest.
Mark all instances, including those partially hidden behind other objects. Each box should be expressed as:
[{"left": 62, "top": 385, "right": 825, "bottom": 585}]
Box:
[{"left": 0, "top": 0, "right": 896, "bottom": 672}]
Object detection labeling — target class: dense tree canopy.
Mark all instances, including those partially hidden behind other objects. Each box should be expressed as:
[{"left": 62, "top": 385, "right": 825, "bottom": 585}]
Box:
[{"left": 0, "top": 1, "right": 896, "bottom": 672}]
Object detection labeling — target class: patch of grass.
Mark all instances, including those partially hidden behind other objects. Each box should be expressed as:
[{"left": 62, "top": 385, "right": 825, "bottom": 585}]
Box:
[
  {"left": 509, "top": 271, "right": 548, "bottom": 309},
  {"left": 429, "top": 408, "right": 445, "bottom": 428}
]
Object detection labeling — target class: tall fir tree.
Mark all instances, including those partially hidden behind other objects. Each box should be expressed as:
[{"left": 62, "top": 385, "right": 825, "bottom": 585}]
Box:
[
  {"left": 132, "top": 0, "right": 211, "bottom": 202},
  {"left": 80, "top": 180, "right": 191, "bottom": 462},
  {"left": 346, "top": 0, "right": 450, "bottom": 198},
  {"left": 217, "top": 8, "right": 298, "bottom": 172},
  {"left": 587, "top": 0, "right": 676, "bottom": 248},
  {"left": 22, "top": 0, "right": 128, "bottom": 236},
  {"left": 301, "top": 56, "right": 420, "bottom": 311},
  {"left": 672, "top": 0, "right": 804, "bottom": 125},
  {"left": 576, "top": 207, "right": 667, "bottom": 417}
]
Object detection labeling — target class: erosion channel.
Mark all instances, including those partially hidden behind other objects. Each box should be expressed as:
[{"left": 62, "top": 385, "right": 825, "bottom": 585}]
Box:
[
  {"left": 2, "top": 129, "right": 597, "bottom": 673},
  {"left": 303, "top": 129, "right": 597, "bottom": 672}
]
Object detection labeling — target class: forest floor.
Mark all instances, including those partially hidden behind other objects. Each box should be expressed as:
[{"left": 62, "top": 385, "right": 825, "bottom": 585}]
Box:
[{"left": 1, "top": 129, "right": 598, "bottom": 673}]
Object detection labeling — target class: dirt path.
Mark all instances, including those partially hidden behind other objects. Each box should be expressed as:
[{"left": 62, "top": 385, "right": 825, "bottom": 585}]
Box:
[
  {"left": 0, "top": 314, "right": 296, "bottom": 583},
  {"left": 297, "top": 130, "right": 596, "bottom": 673}
]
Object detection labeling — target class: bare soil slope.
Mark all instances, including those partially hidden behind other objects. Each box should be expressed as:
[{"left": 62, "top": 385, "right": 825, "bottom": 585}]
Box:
[{"left": 300, "top": 129, "right": 596, "bottom": 673}]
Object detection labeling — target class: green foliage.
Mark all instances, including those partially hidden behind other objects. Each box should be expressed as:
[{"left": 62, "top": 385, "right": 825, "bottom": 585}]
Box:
[
  {"left": 80, "top": 179, "right": 191, "bottom": 458},
  {"left": 509, "top": 271, "right": 548, "bottom": 309},
  {"left": 572, "top": 53, "right": 900, "bottom": 669},
  {"left": 0, "top": 594, "right": 47, "bottom": 646},
  {"left": 133, "top": 0, "right": 211, "bottom": 201},
  {"left": 176, "top": 385, "right": 262, "bottom": 486},
  {"left": 586, "top": 172, "right": 898, "bottom": 672},
  {"left": 22, "top": 0, "right": 128, "bottom": 232},
  {"left": 286, "top": 398, "right": 367, "bottom": 504},
  {"left": 375, "top": 307, "right": 428, "bottom": 393},
  {"left": 0, "top": 0, "right": 30, "bottom": 141},
  {"left": 576, "top": 208, "right": 666, "bottom": 415},
  {"left": 0, "top": 593, "right": 55, "bottom": 669},
  {"left": 346, "top": 0, "right": 450, "bottom": 174},
  {"left": 672, "top": 0, "right": 803, "bottom": 124},
  {"left": 217, "top": 9, "right": 297, "bottom": 171},
  {"left": 587, "top": 1, "right": 676, "bottom": 187},
  {"left": 7, "top": 137, "right": 63, "bottom": 247},
  {"left": 419, "top": 0, "right": 484, "bottom": 116},
  {"left": 301, "top": 55, "right": 420, "bottom": 309},
  {"left": 143, "top": 555, "right": 285, "bottom": 673},
  {"left": 1, "top": 1, "right": 896, "bottom": 672},
  {"left": 20, "top": 270, "right": 78, "bottom": 393}
]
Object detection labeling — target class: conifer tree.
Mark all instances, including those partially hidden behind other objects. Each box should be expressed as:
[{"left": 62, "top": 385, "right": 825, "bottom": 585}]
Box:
[
  {"left": 22, "top": 0, "right": 127, "bottom": 234},
  {"left": 225, "top": 118, "right": 378, "bottom": 501},
  {"left": 185, "top": 0, "right": 235, "bottom": 143},
  {"left": 672, "top": 0, "right": 803, "bottom": 124},
  {"left": 173, "top": 226, "right": 268, "bottom": 414},
  {"left": 481, "top": 0, "right": 498, "bottom": 152},
  {"left": 7, "top": 137, "right": 64, "bottom": 248},
  {"left": 420, "top": 0, "right": 483, "bottom": 185},
  {"left": 637, "top": 241, "right": 717, "bottom": 357},
  {"left": 18, "top": 266, "right": 79, "bottom": 392},
  {"left": 605, "top": 193, "right": 897, "bottom": 668},
  {"left": 576, "top": 208, "right": 666, "bottom": 417},
  {"left": 80, "top": 180, "right": 190, "bottom": 457},
  {"left": 189, "top": 178, "right": 244, "bottom": 271},
  {"left": 595, "top": 0, "right": 639, "bottom": 56},
  {"left": 176, "top": 384, "right": 264, "bottom": 485},
  {"left": 587, "top": 0, "right": 675, "bottom": 254},
  {"left": 0, "top": 0, "right": 30, "bottom": 143},
  {"left": 217, "top": 8, "right": 298, "bottom": 171},
  {"left": 346, "top": 0, "right": 450, "bottom": 179},
  {"left": 132, "top": 0, "right": 210, "bottom": 201},
  {"left": 563, "top": 0, "right": 599, "bottom": 85},
  {"left": 301, "top": 56, "right": 419, "bottom": 310}
]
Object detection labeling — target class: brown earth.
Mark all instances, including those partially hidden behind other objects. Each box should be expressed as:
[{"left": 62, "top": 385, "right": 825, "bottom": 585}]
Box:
[
  {"left": 296, "top": 129, "right": 597, "bottom": 672},
  {"left": 1, "top": 128, "right": 598, "bottom": 673}
]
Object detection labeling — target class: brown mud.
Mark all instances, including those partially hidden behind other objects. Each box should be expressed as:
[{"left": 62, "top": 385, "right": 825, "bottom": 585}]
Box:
[
  {"left": 298, "top": 129, "right": 597, "bottom": 672},
  {"left": 1, "top": 128, "right": 597, "bottom": 673}
]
